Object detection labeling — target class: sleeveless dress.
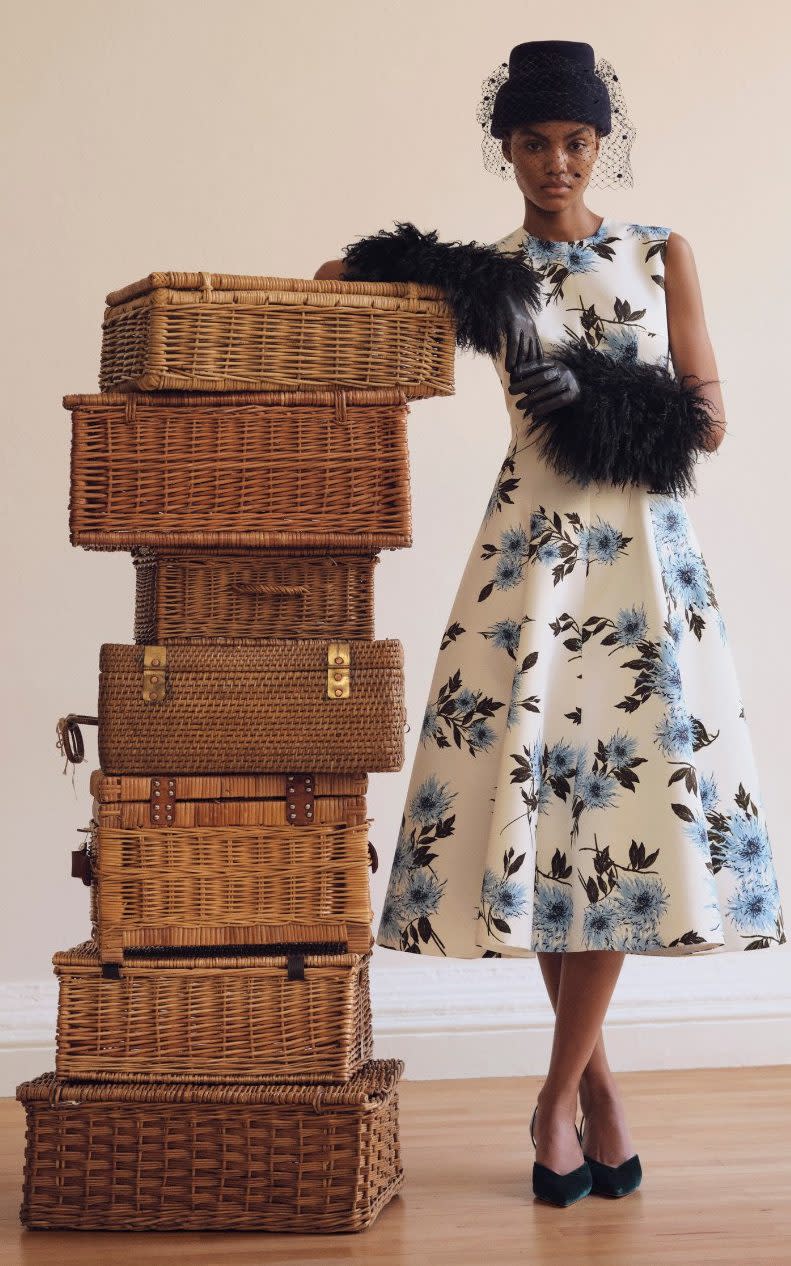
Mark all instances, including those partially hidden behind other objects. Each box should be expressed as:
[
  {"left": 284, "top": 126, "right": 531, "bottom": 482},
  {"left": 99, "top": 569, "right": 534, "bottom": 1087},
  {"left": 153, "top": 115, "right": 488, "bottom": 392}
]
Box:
[{"left": 375, "top": 217, "right": 787, "bottom": 958}]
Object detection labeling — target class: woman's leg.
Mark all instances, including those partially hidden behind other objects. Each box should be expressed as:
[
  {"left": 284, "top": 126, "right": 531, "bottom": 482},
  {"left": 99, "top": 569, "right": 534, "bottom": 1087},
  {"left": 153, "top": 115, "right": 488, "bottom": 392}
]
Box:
[{"left": 533, "top": 950, "right": 636, "bottom": 1172}]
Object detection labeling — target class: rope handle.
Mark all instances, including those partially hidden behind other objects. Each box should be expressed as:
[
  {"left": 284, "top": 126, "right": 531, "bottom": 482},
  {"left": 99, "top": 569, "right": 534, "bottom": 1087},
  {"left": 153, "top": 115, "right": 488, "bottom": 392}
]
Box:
[
  {"left": 230, "top": 582, "right": 308, "bottom": 596},
  {"left": 55, "top": 714, "right": 98, "bottom": 766}
]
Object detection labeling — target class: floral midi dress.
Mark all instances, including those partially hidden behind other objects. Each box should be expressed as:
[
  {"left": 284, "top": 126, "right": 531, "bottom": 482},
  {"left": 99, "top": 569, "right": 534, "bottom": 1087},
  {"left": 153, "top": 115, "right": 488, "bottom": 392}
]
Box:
[{"left": 375, "top": 217, "right": 787, "bottom": 959}]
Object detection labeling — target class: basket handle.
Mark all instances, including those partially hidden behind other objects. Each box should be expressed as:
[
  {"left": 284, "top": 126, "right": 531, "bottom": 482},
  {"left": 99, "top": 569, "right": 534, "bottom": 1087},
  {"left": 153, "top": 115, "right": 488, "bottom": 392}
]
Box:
[
  {"left": 230, "top": 582, "right": 308, "bottom": 596},
  {"left": 368, "top": 840, "right": 378, "bottom": 872},
  {"left": 56, "top": 714, "right": 98, "bottom": 765}
]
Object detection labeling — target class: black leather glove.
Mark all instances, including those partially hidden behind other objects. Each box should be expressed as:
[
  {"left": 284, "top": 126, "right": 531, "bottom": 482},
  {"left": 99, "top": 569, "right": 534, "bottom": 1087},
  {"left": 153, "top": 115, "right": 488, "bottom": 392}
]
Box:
[{"left": 502, "top": 293, "right": 582, "bottom": 421}]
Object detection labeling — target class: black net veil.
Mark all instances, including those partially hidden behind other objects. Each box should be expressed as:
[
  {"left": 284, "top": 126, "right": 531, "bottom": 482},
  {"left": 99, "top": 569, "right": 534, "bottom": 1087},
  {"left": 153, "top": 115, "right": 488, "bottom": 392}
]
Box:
[{"left": 475, "top": 53, "right": 636, "bottom": 189}]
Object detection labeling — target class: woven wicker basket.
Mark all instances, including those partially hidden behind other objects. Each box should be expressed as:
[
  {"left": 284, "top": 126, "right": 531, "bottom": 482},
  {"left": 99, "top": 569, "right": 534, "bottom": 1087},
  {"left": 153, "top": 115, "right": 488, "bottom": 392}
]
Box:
[
  {"left": 97, "top": 638, "right": 405, "bottom": 775},
  {"left": 17, "top": 1059, "right": 404, "bottom": 1231},
  {"left": 66, "top": 389, "right": 412, "bottom": 551},
  {"left": 53, "top": 937, "right": 373, "bottom": 1084},
  {"left": 133, "top": 548, "right": 378, "bottom": 640},
  {"left": 98, "top": 269, "right": 454, "bottom": 397},
  {"left": 76, "top": 814, "right": 376, "bottom": 960}
]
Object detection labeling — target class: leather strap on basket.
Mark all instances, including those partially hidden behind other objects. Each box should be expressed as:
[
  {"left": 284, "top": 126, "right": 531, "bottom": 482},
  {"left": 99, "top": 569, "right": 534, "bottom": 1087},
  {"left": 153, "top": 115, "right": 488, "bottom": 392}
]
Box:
[
  {"left": 56, "top": 714, "right": 98, "bottom": 765},
  {"left": 71, "top": 845, "right": 92, "bottom": 885},
  {"left": 149, "top": 776, "right": 176, "bottom": 826},
  {"left": 368, "top": 840, "right": 379, "bottom": 872},
  {"left": 285, "top": 772, "right": 315, "bottom": 825}
]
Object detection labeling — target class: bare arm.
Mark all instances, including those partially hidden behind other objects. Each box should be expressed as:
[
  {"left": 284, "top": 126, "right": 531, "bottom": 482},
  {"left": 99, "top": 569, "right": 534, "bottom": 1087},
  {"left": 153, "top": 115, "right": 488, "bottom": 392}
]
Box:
[
  {"left": 313, "top": 258, "right": 347, "bottom": 280},
  {"left": 664, "top": 232, "right": 726, "bottom": 451}
]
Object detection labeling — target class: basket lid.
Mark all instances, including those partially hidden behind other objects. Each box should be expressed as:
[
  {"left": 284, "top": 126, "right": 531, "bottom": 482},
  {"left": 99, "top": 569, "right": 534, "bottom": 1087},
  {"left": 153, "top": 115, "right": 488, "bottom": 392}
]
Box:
[
  {"left": 104, "top": 270, "right": 448, "bottom": 308},
  {"left": 17, "top": 1058, "right": 404, "bottom": 1107},
  {"left": 52, "top": 935, "right": 367, "bottom": 971},
  {"left": 89, "top": 769, "right": 368, "bottom": 803}
]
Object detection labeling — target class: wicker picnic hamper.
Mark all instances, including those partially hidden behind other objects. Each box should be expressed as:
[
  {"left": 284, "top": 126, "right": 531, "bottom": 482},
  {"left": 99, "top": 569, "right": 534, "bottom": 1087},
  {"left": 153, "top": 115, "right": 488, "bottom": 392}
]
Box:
[
  {"left": 74, "top": 813, "right": 376, "bottom": 961},
  {"left": 53, "top": 936, "right": 373, "bottom": 1084},
  {"left": 96, "top": 638, "right": 405, "bottom": 774},
  {"left": 17, "top": 1058, "right": 404, "bottom": 1232},
  {"left": 98, "top": 269, "right": 454, "bottom": 397},
  {"left": 133, "top": 548, "right": 378, "bottom": 641},
  {"left": 66, "top": 388, "right": 413, "bottom": 551}
]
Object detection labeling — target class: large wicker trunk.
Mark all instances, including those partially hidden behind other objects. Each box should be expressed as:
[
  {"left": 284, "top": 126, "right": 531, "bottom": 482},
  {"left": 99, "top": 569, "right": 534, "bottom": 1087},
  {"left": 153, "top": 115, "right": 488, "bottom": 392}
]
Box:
[
  {"left": 65, "top": 388, "right": 413, "bottom": 550},
  {"left": 75, "top": 768, "right": 375, "bottom": 960},
  {"left": 98, "top": 269, "right": 454, "bottom": 397},
  {"left": 132, "top": 548, "right": 378, "bottom": 640},
  {"left": 53, "top": 938, "right": 373, "bottom": 1084},
  {"left": 97, "top": 638, "right": 405, "bottom": 774},
  {"left": 17, "top": 1059, "right": 404, "bottom": 1231}
]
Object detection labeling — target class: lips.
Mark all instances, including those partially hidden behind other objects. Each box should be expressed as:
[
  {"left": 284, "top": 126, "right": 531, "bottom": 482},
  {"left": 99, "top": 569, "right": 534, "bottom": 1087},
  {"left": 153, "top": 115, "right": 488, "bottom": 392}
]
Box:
[{"left": 543, "top": 183, "right": 571, "bottom": 190}]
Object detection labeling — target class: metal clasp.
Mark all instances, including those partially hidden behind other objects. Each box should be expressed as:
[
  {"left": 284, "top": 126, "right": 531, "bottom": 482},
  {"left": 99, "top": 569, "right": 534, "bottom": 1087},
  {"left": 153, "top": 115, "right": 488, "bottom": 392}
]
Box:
[
  {"left": 327, "top": 640, "right": 350, "bottom": 699},
  {"left": 143, "top": 645, "right": 167, "bottom": 703}
]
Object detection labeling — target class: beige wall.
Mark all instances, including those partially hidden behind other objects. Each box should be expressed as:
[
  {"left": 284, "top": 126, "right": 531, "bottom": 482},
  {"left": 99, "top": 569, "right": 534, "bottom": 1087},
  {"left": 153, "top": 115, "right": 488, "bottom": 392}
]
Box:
[{"left": 2, "top": 0, "right": 789, "bottom": 1079}]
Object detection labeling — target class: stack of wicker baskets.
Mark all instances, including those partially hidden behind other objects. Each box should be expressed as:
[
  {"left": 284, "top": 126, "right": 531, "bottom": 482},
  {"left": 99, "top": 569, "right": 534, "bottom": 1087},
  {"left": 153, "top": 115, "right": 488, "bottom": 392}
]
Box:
[{"left": 17, "top": 270, "right": 456, "bottom": 1232}]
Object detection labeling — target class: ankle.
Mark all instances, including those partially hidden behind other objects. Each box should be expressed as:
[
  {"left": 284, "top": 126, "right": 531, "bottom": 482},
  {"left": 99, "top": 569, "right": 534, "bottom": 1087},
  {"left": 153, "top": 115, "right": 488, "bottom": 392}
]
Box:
[{"left": 579, "top": 1077, "right": 619, "bottom": 1110}]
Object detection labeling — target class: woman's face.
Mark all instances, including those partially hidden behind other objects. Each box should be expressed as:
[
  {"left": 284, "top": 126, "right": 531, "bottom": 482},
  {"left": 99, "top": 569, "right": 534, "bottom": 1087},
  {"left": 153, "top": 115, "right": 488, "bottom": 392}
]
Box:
[{"left": 502, "top": 120, "right": 601, "bottom": 209}]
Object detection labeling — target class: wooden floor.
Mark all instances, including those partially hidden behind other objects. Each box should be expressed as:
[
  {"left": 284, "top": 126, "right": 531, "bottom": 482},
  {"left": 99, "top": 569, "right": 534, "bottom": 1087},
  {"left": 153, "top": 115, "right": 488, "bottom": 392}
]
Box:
[{"left": 2, "top": 1066, "right": 789, "bottom": 1265}]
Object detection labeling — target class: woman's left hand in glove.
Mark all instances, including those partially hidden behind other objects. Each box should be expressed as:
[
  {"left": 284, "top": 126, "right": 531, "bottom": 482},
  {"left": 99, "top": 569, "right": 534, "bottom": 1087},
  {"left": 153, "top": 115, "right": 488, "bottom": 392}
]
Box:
[{"left": 508, "top": 353, "right": 582, "bottom": 421}]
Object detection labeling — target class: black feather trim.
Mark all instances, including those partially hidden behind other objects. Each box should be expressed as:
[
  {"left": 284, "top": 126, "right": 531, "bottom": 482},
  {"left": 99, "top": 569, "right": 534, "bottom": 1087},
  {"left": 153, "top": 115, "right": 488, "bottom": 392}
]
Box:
[
  {"left": 525, "top": 341, "right": 721, "bottom": 496},
  {"left": 340, "top": 220, "right": 541, "bottom": 357}
]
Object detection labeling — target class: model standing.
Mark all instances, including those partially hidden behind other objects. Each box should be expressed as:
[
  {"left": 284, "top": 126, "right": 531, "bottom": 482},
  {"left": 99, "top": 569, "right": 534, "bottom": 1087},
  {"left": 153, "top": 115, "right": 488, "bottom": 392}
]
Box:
[{"left": 316, "top": 39, "right": 786, "bottom": 1206}]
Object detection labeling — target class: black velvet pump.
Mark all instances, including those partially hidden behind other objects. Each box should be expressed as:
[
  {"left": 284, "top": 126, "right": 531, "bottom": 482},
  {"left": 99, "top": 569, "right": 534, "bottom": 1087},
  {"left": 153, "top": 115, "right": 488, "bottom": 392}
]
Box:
[
  {"left": 530, "top": 1104, "right": 592, "bottom": 1207},
  {"left": 578, "top": 1113, "right": 643, "bottom": 1198}
]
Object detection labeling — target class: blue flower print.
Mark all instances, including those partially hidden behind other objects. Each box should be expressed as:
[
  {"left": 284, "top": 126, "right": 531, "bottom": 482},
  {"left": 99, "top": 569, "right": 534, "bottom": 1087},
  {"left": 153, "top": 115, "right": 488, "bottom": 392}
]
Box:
[
  {"left": 684, "top": 813, "right": 712, "bottom": 861},
  {"left": 505, "top": 651, "right": 541, "bottom": 730},
  {"left": 665, "top": 548, "right": 710, "bottom": 611},
  {"left": 613, "top": 873, "right": 671, "bottom": 930},
  {"left": 577, "top": 766, "right": 620, "bottom": 811},
  {"left": 480, "top": 616, "right": 525, "bottom": 660},
  {"left": 699, "top": 771, "right": 719, "bottom": 814},
  {"left": 420, "top": 669, "right": 505, "bottom": 755},
  {"left": 626, "top": 223, "right": 671, "bottom": 239},
  {"left": 723, "top": 813, "right": 772, "bottom": 877},
  {"left": 587, "top": 517, "right": 629, "bottom": 565},
  {"left": 377, "top": 776, "right": 459, "bottom": 955},
  {"left": 605, "top": 729, "right": 639, "bottom": 766},
  {"left": 533, "top": 879, "right": 574, "bottom": 949},
  {"left": 603, "top": 324, "right": 639, "bottom": 361},
  {"left": 478, "top": 846, "right": 529, "bottom": 943},
  {"left": 726, "top": 876, "right": 781, "bottom": 939},
  {"left": 651, "top": 638, "right": 684, "bottom": 705},
  {"left": 654, "top": 705, "right": 695, "bottom": 758},
  {"left": 650, "top": 496, "right": 689, "bottom": 549},
  {"left": 403, "top": 869, "right": 445, "bottom": 919},
  {"left": 582, "top": 895, "right": 622, "bottom": 949},
  {"left": 409, "top": 774, "right": 456, "bottom": 826},
  {"left": 615, "top": 605, "right": 648, "bottom": 646}
]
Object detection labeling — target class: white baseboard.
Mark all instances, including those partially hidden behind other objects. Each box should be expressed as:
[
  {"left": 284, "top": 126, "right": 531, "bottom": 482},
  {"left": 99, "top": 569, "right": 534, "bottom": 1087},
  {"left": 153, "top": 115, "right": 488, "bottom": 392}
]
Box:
[{"left": 3, "top": 947, "right": 790, "bottom": 1095}]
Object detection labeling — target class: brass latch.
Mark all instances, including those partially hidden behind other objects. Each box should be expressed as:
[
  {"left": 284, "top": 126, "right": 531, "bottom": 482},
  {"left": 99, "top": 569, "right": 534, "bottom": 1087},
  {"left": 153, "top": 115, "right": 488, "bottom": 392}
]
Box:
[
  {"left": 327, "top": 640, "right": 350, "bottom": 699},
  {"left": 143, "top": 645, "right": 167, "bottom": 703}
]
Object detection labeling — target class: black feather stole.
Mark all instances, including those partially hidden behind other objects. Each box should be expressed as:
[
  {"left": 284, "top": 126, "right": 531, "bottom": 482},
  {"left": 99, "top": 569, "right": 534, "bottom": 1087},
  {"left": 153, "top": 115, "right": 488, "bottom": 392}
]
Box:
[
  {"left": 340, "top": 220, "right": 541, "bottom": 357},
  {"left": 526, "top": 340, "right": 721, "bottom": 497}
]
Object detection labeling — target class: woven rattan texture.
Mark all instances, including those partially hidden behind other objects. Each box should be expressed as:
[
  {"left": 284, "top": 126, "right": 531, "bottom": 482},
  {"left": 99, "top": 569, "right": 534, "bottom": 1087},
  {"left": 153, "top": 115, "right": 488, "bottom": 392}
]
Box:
[
  {"left": 65, "top": 390, "right": 413, "bottom": 551},
  {"left": 98, "top": 272, "right": 454, "bottom": 397},
  {"left": 53, "top": 939, "right": 373, "bottom": 1083},
  {"left": 84, "top": 818, "right": 375, "bottom": 959},
  {"left": 132, "top": 549, "right": 378, "bottom": 640},
  {"left": 97, "top": 639, "right": 405, "bottom": 775},
  {"left": 17, "top": 1058, "right": 404, "bottom": 1231}
]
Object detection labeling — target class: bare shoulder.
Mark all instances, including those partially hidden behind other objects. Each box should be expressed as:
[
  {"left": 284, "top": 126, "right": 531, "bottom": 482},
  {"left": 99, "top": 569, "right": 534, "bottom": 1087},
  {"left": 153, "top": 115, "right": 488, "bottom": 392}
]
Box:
[
  {"left": 313, "top": 258, "right": 347, "bottom": 281},
  {"left": 664, "top": 230, "right": 699, "bottom": 287}
]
